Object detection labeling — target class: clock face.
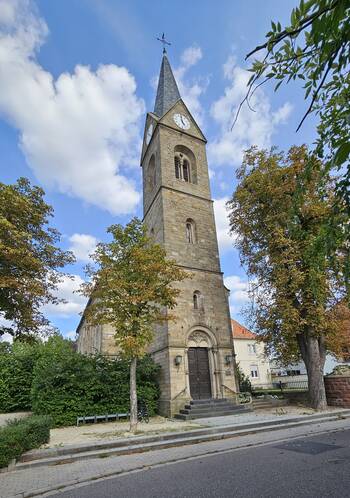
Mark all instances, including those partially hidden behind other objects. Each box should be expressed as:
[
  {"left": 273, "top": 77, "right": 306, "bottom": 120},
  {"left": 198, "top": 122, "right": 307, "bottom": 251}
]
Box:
[
  {"left": 173, "top": 113, "right": 190, "bottom": 130},
  {"left": 146, "top": 124, "right": 153, "bottom": 144}
]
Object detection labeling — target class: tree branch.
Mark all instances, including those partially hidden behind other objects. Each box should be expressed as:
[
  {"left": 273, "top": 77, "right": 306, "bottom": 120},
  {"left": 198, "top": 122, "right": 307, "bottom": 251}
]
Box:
[
  {"left": 296, "top": 46, "right": 340, "bottom": 132},
  {"left": 245, "top": 1, "right": 339, "bottom": 60}
]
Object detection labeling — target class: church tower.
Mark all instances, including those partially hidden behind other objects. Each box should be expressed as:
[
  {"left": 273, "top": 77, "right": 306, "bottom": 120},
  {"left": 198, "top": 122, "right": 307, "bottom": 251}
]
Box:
[{"left": 141, "top": 51, "right": 238, "bottom": 415}]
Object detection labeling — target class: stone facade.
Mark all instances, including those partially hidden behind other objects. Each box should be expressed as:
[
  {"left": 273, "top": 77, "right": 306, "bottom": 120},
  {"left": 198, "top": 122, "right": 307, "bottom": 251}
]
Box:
[
  {"left": 77, "top": 53, "right": 238, "bottom": 416},
  {"left": 324, "top": 375, "right": 350, "bottom": 408}
]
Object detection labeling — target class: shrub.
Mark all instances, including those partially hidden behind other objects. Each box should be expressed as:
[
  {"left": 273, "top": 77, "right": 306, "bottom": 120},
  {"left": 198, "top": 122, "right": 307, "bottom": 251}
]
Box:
[
  {"left": 31, "top": 336, "right": 160, "bottom": 426},
  {"left": 0, "top": 415, "right": 51, "bottom": 468},
  {"left": 0, "top": 341, "right": 41, "bottom": 412},
  {"left": 235, "top": 363, "right": 252, "bottom": 393}
]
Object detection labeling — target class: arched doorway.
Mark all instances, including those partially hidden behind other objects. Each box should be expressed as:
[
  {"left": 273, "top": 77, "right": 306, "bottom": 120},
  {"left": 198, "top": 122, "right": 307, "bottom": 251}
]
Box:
[
  {"left": 186, "top": 328, "right": 218, "bottom": 400},
  {"left": 188, "top": 347, "right": 211, "bottom": 399}
]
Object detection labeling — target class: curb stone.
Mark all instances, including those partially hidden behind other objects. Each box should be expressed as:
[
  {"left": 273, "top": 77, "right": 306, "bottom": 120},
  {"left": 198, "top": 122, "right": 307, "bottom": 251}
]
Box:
[
  {"left": 6, "top": 419, "right": 350, "bottom": 498},
  {"left": 8, "top": 409, "right": 350, "bottom": 472}
]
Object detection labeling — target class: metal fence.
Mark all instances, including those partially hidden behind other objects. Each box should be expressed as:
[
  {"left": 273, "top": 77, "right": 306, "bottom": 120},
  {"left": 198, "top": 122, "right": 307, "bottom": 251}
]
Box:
[{"left": 251, "top": 380, "right": 308, "bottom": 392}]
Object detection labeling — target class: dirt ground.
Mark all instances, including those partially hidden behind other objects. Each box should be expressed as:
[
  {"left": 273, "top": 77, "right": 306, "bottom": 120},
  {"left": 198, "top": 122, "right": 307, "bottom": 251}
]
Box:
[{"left": 45, "top": 416, "right": 203, "bottom": 448}]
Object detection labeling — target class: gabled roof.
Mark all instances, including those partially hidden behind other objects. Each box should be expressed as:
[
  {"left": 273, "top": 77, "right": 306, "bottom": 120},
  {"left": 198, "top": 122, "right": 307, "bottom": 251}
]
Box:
[
  {"left": 231, "top": 319, "right": 257, "bottom": 340},
  {"left": 154, "top": 53, "right": 181, "bottom": 117}
]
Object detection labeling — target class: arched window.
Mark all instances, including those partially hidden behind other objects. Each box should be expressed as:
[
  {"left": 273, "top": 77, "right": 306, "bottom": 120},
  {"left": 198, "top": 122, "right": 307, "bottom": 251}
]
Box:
[
  {"left": 174, "top": 156, "right": 181, "bottom": 179},
  {"left": 185, "top": 218, "right": 196, "bottom": 244},
  {"left": 186, "top": 222, "right": 193, "bottom": 243},
  {"left": 148, "top": 155, "right": 156, "bottom": 190},
  {"left": 193, "top": 291, "right": 202, "bottom": 310},
  {"left": 174, "top": 145, "right": 197, "bottom": 184}
]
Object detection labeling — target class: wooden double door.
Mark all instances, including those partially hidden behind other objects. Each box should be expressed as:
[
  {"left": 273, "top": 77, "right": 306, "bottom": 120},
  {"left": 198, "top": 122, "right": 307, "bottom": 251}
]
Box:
[{"left": 188, "top": 347, "right": 212, "bottom": 400}]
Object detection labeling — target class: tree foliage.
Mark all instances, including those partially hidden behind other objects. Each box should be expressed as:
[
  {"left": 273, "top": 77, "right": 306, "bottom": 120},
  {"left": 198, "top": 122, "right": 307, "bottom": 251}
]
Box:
[
  {"left": 228, "top": 145, "right": 350, "bottom": 409},
  {"left": 0, "top": 178, "right": 75, "bottom": 339},
  {"left": 80, "top": 218, "right": 189, "bottom": 429},
  {"left": 82, "top": 218, "right": 189, "bottom": 358},
  {"left": 241, "top": 0, "right": 350, "bottom": 205},
  {"left": 0, "top": 340, "right": 41, "bottom": 412}
]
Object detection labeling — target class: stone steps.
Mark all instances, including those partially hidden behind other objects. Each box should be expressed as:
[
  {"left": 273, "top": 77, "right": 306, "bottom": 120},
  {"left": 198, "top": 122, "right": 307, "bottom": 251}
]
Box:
[
  {"left": 252, "top": 399, "right": 288, "bottom": 409},
  {"left": 180, "top": 403, "right": 246, "bottom": 415},
  {"left": 174, "top": 398, "right": 252, "bottom": 420}
]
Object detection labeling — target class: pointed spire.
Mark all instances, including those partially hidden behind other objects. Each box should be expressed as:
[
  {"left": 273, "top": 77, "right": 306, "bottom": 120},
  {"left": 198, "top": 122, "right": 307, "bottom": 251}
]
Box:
[{"left": 154, "top": 53, "right": 181, "bottom": 117}]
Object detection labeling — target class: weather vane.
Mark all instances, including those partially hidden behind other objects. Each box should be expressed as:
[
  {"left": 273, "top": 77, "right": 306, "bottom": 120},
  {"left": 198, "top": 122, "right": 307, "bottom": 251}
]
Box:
[{"left": 157, "top": 33, "right": 171, "bottom": 54}]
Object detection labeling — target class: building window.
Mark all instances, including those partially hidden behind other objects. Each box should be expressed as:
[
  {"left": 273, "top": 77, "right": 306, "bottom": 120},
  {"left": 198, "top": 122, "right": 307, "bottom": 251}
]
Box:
[
  {"left": 174, "top": 156, "right": 181, "bottom": 179},
  {"left": 247, "top": 343, "right": 257, "bottom": 355},
  {"left": 193, "top": 290, "right": 203, "bottom": 310},
  {"left": 174, "top": 145, "right": 197, "bottom": 184},
  {"left": 286, "top": 369, "right": 301, "bottom": 376},
  {"left": 250, "top": 365, "right": 259, "bottom": 378},
  {"left": 174, "top": 153, "right": 191, "bottom": 183},
  {"left": 148, "top": 155, "right": 156, "bottom": 190},
  {"left": 182, "top": 159, "right": 190, "bottom": 182},
  {"left": 185, "top": 218, "right": 196, "bottom": 244}
]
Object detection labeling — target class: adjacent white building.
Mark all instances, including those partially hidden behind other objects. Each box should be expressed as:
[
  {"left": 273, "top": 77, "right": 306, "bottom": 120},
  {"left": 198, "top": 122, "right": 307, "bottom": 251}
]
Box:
[
  {"left": 232, "top": 318, "right": 349, "bottom": 390},
  {"left": 231, "top": 319, "right": 271, "bottom": 386}
]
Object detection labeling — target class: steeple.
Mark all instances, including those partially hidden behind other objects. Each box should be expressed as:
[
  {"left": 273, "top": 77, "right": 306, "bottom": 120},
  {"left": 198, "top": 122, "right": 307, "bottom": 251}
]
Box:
[{"left": 154, "top": 53, "right": 181, "bottom": 117}]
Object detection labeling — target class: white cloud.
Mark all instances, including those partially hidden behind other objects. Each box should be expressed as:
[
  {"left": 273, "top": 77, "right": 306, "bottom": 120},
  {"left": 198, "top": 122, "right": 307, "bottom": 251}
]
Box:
[
  {"left": 0, "top": 0, "right": 144, "bottom": 215},
  {"left": 180, "top": 46, "right": 202, "bottom": 68},
  {"left": 43, "top": 274, "right": 87, "bottom": 318},
  {"left": 0, "top": 0, "right": 19, "bottom": 25},
  {"left": 213, "top": 197, "right": 236, "bottom": 252},
  {"left": 208, "top": 55, "right": 293, "bottom": 167},
  {"left": 69, "top": 233, "right": 98, "bottom": 262},
  {"left": 174, "top": 45, "right": 208, "bottom": 126},
  {"left": 64, "top": 330, "right": 77, "bottom": 341},
  {"left": 224, "top": 274, "right": 251, "bottom": 317},
  {"left": 0, "top": 315, "right": 13, "bottom": 343}
]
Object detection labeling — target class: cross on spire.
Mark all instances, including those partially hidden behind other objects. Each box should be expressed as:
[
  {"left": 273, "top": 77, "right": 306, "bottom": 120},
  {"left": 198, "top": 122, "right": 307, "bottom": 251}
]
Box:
[{"left": 157, "top": 33, "right": 171, "bottom": 54}]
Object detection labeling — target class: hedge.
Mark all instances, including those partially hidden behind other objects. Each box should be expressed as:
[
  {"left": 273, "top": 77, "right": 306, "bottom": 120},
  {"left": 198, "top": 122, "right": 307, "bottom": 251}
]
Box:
[
  {"left": 0, "top": 415, "right": 51, "bottom": 468},
  {"left": 31, "top": 337, "right": 160, "bottom": 426},
  {"left": 0, "top": 341, "right": 41, "bottom": 412}
]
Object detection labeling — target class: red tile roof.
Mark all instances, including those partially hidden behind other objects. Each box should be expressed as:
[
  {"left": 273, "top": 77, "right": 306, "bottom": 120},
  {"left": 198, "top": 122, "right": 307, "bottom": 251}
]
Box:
[{"left": 231, "top": 319, "right": 257, "bottom": 340}]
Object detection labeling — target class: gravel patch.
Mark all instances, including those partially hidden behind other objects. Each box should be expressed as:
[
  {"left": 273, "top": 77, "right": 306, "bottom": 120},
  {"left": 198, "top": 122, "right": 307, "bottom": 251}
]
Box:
[
  {"left": 46, "top": 416, "right": 202, "bottom": 448},
  {"left": 0, "top": 411, "right": 31, "bottom": 427}
]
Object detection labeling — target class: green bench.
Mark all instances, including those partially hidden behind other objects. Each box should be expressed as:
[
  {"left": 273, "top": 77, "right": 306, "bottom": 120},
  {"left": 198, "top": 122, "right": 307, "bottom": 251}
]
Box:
[{"left": 76, "top": 412, "right": 129, "bottom": 426}]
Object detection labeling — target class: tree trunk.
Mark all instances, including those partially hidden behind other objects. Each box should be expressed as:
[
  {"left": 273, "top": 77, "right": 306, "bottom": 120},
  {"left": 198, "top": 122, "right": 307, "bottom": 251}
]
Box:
[
  {"left": 129, "top": 357, "right": 138, "bottom": 433},
  {"left": 297, "top": 333, "right": 327, "bottom": 410}
]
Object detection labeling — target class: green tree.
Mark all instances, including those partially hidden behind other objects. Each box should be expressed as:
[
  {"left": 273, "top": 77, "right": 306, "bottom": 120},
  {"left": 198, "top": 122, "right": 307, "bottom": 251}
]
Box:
[
  {"left": 240, "top": 0, "right": 350, "bottom": 205},
  {"left": 228, "top": 145, "right": 349, "bottom": 410},
  {"left": 80, "top": 218, "right": 188, "bottom": 431},
  {"left": 0, "top": 178, "right": 75, "bottom": 339}
]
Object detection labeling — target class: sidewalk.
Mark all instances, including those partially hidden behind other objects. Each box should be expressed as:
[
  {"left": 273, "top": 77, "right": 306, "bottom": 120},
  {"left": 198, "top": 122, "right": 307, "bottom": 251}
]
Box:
[
  {"left": 37, "top": 405, "right": 323, "bottom": 448},
  {"left": 1, "top": 413, "right": 350, "bottom": 498}
]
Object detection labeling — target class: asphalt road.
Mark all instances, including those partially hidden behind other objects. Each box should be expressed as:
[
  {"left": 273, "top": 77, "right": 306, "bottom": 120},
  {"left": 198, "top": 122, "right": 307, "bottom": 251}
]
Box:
[{"left": 55, "top": 429, "right": 350, "bottom": 498}]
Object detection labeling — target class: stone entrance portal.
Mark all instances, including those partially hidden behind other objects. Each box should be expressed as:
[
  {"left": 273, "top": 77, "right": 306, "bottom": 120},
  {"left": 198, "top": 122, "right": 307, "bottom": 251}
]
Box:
[{"left": 188, "top": 347, "right": 212, "bottom": 399}]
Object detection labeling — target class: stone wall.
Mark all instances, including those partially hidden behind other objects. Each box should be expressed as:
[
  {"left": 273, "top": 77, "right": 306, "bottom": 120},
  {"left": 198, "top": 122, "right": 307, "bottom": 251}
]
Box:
[{"left": 324, "top": 375, "right": 350, "bottom": 408}]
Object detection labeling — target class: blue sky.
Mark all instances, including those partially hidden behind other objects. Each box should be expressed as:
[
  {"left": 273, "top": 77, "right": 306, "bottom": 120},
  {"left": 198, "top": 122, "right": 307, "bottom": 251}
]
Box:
[{"left": 0, "top": 0, "right": 319, "bottom": 340}]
